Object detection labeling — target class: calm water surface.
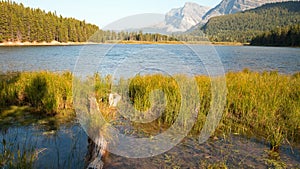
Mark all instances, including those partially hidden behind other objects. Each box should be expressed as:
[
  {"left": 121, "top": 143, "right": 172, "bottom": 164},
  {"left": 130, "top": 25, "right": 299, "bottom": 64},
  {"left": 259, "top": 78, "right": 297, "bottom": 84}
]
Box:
[{"left": 0, "top": 45, "right": 299, "bottom": 75}]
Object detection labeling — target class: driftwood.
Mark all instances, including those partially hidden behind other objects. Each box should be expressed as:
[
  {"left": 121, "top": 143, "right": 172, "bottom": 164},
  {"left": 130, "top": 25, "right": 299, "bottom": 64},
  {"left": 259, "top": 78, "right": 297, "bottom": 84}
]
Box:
[
  {"left": 86, "top": 137, "right": 107, "bottom": 169},
  {"left": 86, "top": 95, "right": 112, "bottom": 169}
]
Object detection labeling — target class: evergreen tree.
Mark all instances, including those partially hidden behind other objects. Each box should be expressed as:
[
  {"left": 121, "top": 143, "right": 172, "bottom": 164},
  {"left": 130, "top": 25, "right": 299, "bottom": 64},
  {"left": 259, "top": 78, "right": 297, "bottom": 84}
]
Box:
[
  {"left": 0, "top": 1, "right": 99, "bottom": 43},
  {"left": 251, "top": 24, "right": 300, "bottom": 46}
]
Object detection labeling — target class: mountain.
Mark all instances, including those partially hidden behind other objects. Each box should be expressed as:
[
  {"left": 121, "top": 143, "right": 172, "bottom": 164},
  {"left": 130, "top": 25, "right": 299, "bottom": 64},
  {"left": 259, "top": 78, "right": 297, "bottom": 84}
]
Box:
[
  {"left": 154, "top": 2, "right": 211, "bottom": 33},
  {"left": 107, "top": 2, "right": 210, "bottom": 34},
  {"left": 106, "top": 1, "right": 295, "bottom": 34},
  {"left": 199, "top": 1, "right": 300, "bottom": 43},
  {"left": 201, "top": 0, "right": 294, "bottom": 23},
  {"left": 103, "top": 13, "right": 165, "bottom": 31}
]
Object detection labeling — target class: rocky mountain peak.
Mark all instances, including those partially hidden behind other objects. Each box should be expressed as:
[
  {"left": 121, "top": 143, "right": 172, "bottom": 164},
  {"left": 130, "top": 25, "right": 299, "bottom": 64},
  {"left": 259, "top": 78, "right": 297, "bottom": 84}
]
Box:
[
  {"left": 161, "top": 2, "right": 210, "bottom": 32},
  {"left": 202, "top": 0, "right": 294, "bottom": 23}
]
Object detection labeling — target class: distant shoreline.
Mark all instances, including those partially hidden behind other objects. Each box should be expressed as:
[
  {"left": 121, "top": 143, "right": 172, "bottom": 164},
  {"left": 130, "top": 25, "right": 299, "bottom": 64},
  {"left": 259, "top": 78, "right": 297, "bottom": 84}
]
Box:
[
  {"left": 212, "top": 42, "right": 249, "bottom": 46},
  {"left": 99, "top": 40, "right": 247, "bottom": 46},
  {"left": 0, "top": 41, "right": 96, "bottom": 46},
  {"left": 0, "top": 40, "right": 186, "bottom": 46},
  {"left": 0, "top": 40, "right": 249, "bottom": 46}
]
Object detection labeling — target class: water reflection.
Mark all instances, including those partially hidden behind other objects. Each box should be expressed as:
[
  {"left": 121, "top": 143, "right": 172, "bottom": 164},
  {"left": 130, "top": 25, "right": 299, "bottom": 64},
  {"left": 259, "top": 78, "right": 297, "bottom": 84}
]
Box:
[
  {"left": 0, "top": 107, "right": 88, "bottom": 169},
  {"left": 0, "top": 108, "right": 299, "bottom": 168}
]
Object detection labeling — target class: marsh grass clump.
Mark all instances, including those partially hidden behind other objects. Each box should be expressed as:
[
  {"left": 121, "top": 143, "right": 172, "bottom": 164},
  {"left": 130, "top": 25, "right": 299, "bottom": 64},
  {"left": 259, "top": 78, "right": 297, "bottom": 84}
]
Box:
[
  {"left": 124, "top": 71, "right": 300, "bottom": 150},
  {"left": 128, "top": 74, "right": 181, "bottom": 125},
  {"left": 0, "top": 71, "right": 73, "bottom": 115},
  {"left": 223, "top": 71, "right": 300, "bottom": 150}
]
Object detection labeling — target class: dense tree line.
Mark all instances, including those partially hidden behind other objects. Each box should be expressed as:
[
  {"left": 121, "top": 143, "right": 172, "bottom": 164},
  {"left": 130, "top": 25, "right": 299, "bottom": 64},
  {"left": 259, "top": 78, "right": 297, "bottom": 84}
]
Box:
[
  {"left": 251, "top": 24, "right": 300, "bottom": 46},
  {"left": 0, "top": 1, "right": 99, "bottom": 43},
  {"left": 198, "top": 1, "right": 300, "bottom": 43},
  {"left": 89, "top": 30, "right": 211, "bottom": 43},
  {"left": 88, "top": 30, "right": 180, "bottom": 43}
]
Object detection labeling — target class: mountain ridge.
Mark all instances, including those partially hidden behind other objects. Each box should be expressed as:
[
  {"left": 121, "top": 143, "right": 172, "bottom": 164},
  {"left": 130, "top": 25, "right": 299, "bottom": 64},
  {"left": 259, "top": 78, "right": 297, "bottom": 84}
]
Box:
[
  {"left": 93, "top": 0, "right": 300, "bottom": 34},
  {"left": 157, "top": 2, "right": 210, "bottom": 33},
  {"left": 201, "top": 0, "right": 294, "bottom": 23},
  {"left": 143, "top": 0, "right": 296, "bottom": 34},
  {"left": 129, "top": 2, "right": 210, "bottom": 34}
]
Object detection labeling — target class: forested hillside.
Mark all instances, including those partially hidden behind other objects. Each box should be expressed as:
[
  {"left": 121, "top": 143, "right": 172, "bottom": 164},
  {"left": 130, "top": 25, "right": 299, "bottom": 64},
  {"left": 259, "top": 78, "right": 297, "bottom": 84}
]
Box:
[
  {"left": 0, "top": 1, "right": 99, "bottom": 43},
  {"left": 199, "top": 1, "right": 300, "bottom": 43},
  {"left": 251, "top": 24, "right": 300, "bottom": 46}
]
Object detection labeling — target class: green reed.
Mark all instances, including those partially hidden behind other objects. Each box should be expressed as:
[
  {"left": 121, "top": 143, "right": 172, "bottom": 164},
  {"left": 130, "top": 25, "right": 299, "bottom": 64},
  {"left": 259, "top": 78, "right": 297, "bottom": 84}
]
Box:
[
  {"left": 0, "top": 71, "right": 73, "bottom": 115},
  {"left": 223, "top": 70, "right": 300, "bottom": 149},
  {"left": 1, "top": 70, "right": 299, "bottom": 150},
  {"left": 123, "top": 71, "right": 300, "bottom": 150},
  {"left": 0, "top": 137, "right": 38, "bottom": 169}
]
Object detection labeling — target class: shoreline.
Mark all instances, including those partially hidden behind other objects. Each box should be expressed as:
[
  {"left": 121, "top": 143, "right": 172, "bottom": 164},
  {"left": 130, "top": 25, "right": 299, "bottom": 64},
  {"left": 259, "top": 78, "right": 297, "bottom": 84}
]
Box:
[
  {"left": 0, "top": 40, "right": 248, "bottom": 46},
  {"left": 212, "top": 42, "right": 249, "bottom": 46},
  {"left": 0, "top": 41, "right": 96, "bottom": 47},
  {"left": 2, "top": 41, "right": 295, "bottom": 47}
]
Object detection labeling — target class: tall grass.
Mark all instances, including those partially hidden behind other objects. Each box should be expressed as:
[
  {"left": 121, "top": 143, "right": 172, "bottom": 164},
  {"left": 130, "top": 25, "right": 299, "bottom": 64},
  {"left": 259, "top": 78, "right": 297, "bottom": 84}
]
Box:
[
  {"left": 121, "top": 71, "right": 300, "bottom": 150},
  {"left": 0, "top": 71, "right": 73, "bottom": 115},
  {"left": 127, "top": 74, "right": 181, "bottom": 125},
  {"left": 223, "top": 71, "right": 300, "bottom": 150},
  {"left": 0, "top": 137, "right": 39, "bottom": 169},
  {"left": 1, "top": 70, "right": 299, "bottom": 150}
]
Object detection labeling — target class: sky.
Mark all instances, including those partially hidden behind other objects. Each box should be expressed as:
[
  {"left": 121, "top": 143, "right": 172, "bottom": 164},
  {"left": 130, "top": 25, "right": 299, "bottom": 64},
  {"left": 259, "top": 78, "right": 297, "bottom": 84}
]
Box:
[{"left": 11, "top": 0, "right": 221, "bottom": 28}]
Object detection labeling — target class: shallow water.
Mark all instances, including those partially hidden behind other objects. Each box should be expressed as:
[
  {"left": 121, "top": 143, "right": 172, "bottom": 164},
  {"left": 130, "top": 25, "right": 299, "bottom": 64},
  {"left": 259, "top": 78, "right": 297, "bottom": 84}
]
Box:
[
  {"left": 0, "top": 114, "right": 299, "bottom": 169},
  {"left": 0, "top": 123, "right": 88, "bottom": 168},
  {"left": 104, "top": 136, "right": 300, "bottom": 169}
]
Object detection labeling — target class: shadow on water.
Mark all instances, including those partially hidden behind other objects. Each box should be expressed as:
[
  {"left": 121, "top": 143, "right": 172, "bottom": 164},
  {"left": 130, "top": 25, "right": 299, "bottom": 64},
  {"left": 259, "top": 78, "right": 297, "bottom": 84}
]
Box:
[
  {"left": 102, "top": 135, "right": 300, "bottom": 169},
  {"left": 0, "top": 106, "right": 74, "bottom": 132},
  {"left": 0, "top": 108, "right": 299, "bottom": 168},
  {"left": 0, "top": 107, "right": 88, "bottom": 169}
]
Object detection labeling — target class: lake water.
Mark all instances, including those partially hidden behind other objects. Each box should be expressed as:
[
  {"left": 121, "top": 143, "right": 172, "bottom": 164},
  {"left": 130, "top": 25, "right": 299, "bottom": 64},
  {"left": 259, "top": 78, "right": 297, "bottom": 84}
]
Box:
[
  {"left": 1, "top": 114, "right": 299, "bottom": 168},
  {"left": 0, "top": 45, "right": 299, "bottom": 76},
  {"left": 0, "top": 44, "right": 300, "bottom": 168}
]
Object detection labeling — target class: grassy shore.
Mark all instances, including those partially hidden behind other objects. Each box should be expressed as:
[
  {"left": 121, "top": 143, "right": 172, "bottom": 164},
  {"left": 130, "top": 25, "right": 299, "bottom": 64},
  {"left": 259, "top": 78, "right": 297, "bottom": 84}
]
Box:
[
  {"left": 212, "top": 41, "right": 249, "bottom": 46},
  {"left": 1, "top": 70, "right": 299, "bottom": 151}
]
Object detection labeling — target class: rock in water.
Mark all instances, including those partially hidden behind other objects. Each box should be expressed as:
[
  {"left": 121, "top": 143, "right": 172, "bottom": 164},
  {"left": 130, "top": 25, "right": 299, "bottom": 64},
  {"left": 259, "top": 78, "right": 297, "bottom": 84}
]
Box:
[{"left": 109, "top": 93, "right": 121, "bottom": 107}]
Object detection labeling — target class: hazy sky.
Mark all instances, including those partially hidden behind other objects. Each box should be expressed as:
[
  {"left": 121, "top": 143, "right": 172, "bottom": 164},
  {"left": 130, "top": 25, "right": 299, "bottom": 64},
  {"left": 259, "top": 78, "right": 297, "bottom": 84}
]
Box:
[{"left": 11, "top": 0, "right": 221, "bottom": 28}]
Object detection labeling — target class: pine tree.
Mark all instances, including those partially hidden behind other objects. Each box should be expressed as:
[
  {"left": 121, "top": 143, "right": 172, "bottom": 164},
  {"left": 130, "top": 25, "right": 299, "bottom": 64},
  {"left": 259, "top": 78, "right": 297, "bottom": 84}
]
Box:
[{"left": 0, "top": 1, "right": 99, "bottom": 43}]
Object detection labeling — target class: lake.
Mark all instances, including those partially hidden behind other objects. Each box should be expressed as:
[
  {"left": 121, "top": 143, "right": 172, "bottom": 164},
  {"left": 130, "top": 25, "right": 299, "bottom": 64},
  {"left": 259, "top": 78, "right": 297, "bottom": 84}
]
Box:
[
  {"left": 1, "top": 45, "right": 299, "bottom": 75},
  {"left": 0, "top": 44, "right": 300, "bottom": 168}
]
